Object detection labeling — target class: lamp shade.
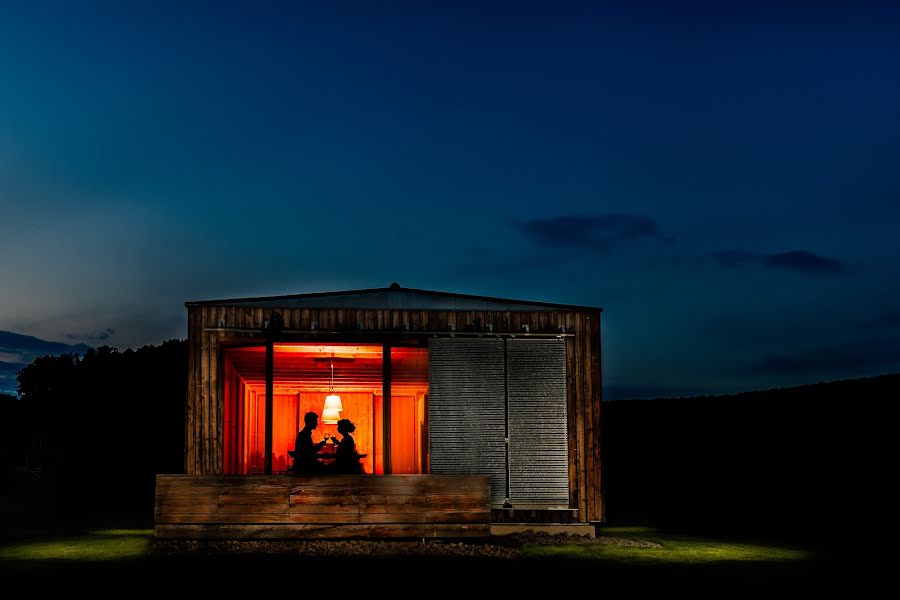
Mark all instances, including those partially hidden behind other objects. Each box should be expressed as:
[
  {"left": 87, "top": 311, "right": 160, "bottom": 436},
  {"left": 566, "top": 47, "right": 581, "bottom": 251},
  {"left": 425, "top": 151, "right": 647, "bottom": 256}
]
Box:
[
  {"left": 323, "top": 394, "right": 343, "bottom": 411},
  {"left": 322, "top": 407, "right": 341, "bottom": 424}
]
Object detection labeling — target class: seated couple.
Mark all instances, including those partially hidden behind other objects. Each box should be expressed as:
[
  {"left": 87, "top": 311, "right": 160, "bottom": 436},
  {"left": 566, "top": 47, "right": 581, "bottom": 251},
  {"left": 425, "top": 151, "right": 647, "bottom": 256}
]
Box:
[{"left": 291, "top": 412, "right": 364, "bottom": 475}]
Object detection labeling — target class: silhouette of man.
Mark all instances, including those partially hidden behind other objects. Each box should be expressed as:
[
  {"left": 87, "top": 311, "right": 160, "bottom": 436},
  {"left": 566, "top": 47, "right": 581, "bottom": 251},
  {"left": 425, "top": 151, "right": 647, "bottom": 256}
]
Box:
[{"left": 293, "top": 412, "right": 327, "bottom": 474}]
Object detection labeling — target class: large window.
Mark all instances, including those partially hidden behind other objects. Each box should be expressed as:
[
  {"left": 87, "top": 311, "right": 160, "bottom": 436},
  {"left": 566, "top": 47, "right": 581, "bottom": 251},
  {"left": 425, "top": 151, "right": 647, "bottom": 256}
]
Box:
[{"left": 222, "top": 343, "right": 428, "bottom": 475}]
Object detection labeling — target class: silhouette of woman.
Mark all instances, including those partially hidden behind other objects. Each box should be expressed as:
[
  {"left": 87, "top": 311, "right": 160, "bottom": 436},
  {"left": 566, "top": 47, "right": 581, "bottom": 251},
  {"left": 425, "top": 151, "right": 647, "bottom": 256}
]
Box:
[
  {"left": 331, "top": 418, "right": 362, "bottom": 474},
  {"left": 293, "top": 412, "right": 327, "bottom": 474}
]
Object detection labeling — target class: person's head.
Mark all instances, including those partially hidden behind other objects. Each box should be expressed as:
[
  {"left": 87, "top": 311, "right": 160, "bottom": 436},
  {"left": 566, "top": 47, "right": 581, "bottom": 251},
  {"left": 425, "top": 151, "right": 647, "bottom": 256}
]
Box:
[
  {"left": 304, "top": 412, "right": 319, "bottom": 429},
  {"left": 337, "top": 419, "right": 355, "bottom": 435}
]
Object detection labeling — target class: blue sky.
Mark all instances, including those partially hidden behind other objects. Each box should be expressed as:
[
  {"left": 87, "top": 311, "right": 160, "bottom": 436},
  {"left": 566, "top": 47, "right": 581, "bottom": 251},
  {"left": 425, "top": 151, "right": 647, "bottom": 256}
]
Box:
[{"left": 2, "top": 1, "right": 900, "bottom": 398}]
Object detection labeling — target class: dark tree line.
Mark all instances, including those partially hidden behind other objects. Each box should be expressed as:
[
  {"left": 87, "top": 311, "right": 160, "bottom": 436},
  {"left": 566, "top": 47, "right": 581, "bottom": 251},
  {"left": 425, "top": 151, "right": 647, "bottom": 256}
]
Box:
[{"left": 1, "top": 340, "right": 187, "bottom": 531}]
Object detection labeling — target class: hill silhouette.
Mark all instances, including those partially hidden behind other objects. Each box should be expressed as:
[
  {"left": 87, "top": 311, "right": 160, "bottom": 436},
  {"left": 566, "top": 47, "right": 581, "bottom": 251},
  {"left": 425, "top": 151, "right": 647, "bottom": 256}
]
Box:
[{"left": 604, "top": 373, "right": 900, "bottom": 549}]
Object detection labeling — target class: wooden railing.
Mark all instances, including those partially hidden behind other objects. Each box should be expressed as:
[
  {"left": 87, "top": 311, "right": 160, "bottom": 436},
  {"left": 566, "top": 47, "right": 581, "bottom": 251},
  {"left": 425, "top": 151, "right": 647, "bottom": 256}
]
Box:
[{"left": 155, "top": 474, "right": 491, "bottom": 539}]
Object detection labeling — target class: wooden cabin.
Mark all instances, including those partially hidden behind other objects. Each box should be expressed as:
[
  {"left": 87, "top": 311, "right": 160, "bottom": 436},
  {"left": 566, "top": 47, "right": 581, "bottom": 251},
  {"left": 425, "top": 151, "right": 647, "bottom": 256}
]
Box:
[{"left": 155, "top": 284, "right": 603, "bottom": 539}]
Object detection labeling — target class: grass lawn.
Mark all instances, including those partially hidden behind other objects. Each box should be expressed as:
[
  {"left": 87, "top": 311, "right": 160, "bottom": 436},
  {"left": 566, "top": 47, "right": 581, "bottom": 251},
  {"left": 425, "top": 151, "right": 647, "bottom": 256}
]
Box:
[
  {"left": 522, "top": 526, "right": 811, "bottom": 564},
  {"left": 0, "top": 529, "right": 152, "bottom": 561},
  {"left": 1, "top": 527, "right": 807, "bottom": 566},
  {"left": 0, "top": 526, "right": 875, "bottom": 591}
]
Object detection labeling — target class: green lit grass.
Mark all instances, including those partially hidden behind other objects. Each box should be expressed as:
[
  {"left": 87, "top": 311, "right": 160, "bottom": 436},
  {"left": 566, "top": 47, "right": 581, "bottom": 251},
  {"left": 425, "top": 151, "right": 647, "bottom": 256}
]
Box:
[
  {"left": 522, "top": 526, "right": 810, "bottom": 564},
  {"left": 1, "top": 526, "right": 809, "bottom": 567},
  {"left": 0, "top": 529, "right": 152, "bottom": 562}
]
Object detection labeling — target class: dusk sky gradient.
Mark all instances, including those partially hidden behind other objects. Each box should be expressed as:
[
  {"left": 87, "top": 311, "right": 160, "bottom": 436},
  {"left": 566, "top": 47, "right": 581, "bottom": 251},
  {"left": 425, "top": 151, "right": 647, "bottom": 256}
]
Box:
[{"left": 2, "top": 1, "right": 900, "bottom": 398}]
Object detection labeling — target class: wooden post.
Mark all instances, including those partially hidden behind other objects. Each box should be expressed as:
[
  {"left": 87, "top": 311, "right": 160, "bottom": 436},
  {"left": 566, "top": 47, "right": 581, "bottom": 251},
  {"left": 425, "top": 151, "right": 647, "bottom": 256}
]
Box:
[
  {"left": 383, "top": 342, "right": 392, "bottom": 474},
  {"left": 264, "top": 336, "right": 274, "bottom": 474}
]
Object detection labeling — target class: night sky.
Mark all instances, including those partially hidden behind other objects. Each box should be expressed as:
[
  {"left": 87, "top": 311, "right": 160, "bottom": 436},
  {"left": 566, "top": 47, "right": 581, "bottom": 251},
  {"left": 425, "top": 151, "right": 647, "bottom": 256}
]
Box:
[{"left": 2, "top": 1, "right": 900, "bottom": 398}]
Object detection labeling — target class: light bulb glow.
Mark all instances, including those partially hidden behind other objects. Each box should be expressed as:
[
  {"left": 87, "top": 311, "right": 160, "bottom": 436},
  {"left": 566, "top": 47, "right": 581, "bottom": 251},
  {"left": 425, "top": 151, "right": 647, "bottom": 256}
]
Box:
[
  {"left": 324, "top": 394, "right": 343, "bottom": 411},
  {"left": 322, "top": 407, "right": 341, "bottom": 424}
]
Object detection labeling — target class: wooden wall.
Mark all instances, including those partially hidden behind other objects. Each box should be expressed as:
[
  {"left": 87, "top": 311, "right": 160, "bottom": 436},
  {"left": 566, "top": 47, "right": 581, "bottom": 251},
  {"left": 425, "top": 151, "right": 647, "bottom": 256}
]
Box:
[
  {"left": 185, "top": 304, "right": 603, "bottom": 522},
  {"left": 156, "top": 474, "right": 491, "bottom": 539}
]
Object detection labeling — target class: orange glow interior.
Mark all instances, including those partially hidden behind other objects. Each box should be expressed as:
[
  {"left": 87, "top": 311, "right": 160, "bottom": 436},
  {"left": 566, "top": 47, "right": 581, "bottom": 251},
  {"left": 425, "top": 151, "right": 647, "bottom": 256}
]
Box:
[
  {"left": 391, "top": 347, "right": 429, "bottom": 474},
  {"left": 223, "top": 343, "right": 428, "bottom": 475}
]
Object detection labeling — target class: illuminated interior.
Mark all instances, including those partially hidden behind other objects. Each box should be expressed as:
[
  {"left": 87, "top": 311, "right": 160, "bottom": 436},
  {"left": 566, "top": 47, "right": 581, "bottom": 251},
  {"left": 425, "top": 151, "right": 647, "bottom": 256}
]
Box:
[{"left": 223, "top": 343, "right": 428, "bottom": 475}]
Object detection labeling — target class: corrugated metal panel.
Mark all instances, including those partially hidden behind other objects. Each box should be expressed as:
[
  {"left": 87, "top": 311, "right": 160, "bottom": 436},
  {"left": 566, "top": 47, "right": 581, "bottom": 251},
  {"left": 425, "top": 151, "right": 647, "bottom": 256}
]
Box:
[
  {"left": 428, "top": 338, "right": 507, "bottom": 504},
  {"left": 507, "top": 338, "right": 569, "bottom": 507}
]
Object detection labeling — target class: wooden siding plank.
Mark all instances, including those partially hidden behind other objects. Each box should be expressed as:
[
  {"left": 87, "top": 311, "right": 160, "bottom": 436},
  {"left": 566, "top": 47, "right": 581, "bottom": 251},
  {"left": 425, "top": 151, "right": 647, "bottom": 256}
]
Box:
[
  {"left": 208, "top": 307, "right": 217, "bottom": 474},
  {"left": 360, "top": 511, "right": 487, "bottom": 524},
  {"left": 214, "top": 305, "right": 225, "bottom": 475},
  {"left": 288, "top": 495, "right": 362, "bottom": 506},
  {"left": 570, "top": 312, "right": 586, "bottom": 519},
  {"left": 193, "top": 307, "right": 203, "bottom": 475},
  {"left": 185, "top": 309, "right": 195, "bottom": 475},
  {"left": 155, "top": 475, "right": 490, "bottom": 538},
  {"left": 207, "top": 306, "right": 216, "bottom": 475},
  {"left": 590, "top": 310, "right": 603, "bottom": 521},
  {"left": 155, "top": 523, "right": 490, "bottom": 539},
  {"left": 581, "top": 313, "right": 595, "bottom": 521},
  {"left": 200, "top": 307, "right": 210, "bottom": 475}
]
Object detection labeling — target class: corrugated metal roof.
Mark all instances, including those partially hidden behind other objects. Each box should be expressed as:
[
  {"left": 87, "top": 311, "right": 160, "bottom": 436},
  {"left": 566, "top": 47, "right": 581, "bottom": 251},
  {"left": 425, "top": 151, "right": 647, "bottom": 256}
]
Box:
[{"left": 185, "top": 284, "right": 602, "bottom": 312}]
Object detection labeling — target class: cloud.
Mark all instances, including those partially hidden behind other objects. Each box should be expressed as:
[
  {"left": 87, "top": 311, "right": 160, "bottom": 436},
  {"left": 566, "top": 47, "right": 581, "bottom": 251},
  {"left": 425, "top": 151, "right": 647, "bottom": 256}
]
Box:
[
  {"left": 513, "top": 214, "right": 660, "bottom": 253},
  {"left": 762, "top": 251, "right": 844, "bottom": 274},
  {"left": 65, "top": 328, "right": 115, "bottom": 342},
  {"left": 710, "top": 249, "right": 845, "bottom": 275},
  {"left": 0, "top": 330, "right": 90, "bottom": 373}
]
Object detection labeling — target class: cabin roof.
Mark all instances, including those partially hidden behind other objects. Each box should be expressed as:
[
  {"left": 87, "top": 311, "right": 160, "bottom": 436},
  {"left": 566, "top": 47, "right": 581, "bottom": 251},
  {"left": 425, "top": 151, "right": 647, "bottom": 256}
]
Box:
[{"left": 186, "top": 284, "right": 602, "bottom": 312}]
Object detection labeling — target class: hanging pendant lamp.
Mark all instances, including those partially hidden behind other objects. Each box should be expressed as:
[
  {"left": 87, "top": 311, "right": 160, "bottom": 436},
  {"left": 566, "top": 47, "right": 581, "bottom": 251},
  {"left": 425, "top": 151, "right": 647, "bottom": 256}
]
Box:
[{"left": 322, "top": 354, "right": 342, "bottom": 423}]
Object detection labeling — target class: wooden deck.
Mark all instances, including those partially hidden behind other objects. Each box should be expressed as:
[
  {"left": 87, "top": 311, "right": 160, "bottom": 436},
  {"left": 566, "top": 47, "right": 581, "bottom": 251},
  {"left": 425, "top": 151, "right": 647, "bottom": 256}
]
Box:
[{"left": 155, "top": 474, "right": 491, "bottom": 539}]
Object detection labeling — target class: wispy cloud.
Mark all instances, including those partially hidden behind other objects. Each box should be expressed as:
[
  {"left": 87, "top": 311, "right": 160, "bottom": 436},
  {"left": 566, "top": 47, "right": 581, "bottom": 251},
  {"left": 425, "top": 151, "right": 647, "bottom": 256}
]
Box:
[
  {"left": 0, "top": 330, "right": 90, "bottom": 357},
  {"left": 65, "top": 328, "right": 115, "bottom": 342},
  {"left": 762, "top": 251, "right": 844, "bottom": 274},
  {"left": 513, "top": 214, "right": 660, "bottom": 253},
  {"left": 711, "top": 249, "right": 845, "bottom": 275}
]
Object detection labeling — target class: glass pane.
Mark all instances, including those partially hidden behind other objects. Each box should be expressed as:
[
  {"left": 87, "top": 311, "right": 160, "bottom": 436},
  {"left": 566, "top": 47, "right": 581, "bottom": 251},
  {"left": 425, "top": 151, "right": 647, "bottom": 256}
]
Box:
[
  {"left": 223, "top": 343, "right": 383, "bottom": 474},
  {"left": 390, "top": 347, "right": 429, "bottom": 474}
]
